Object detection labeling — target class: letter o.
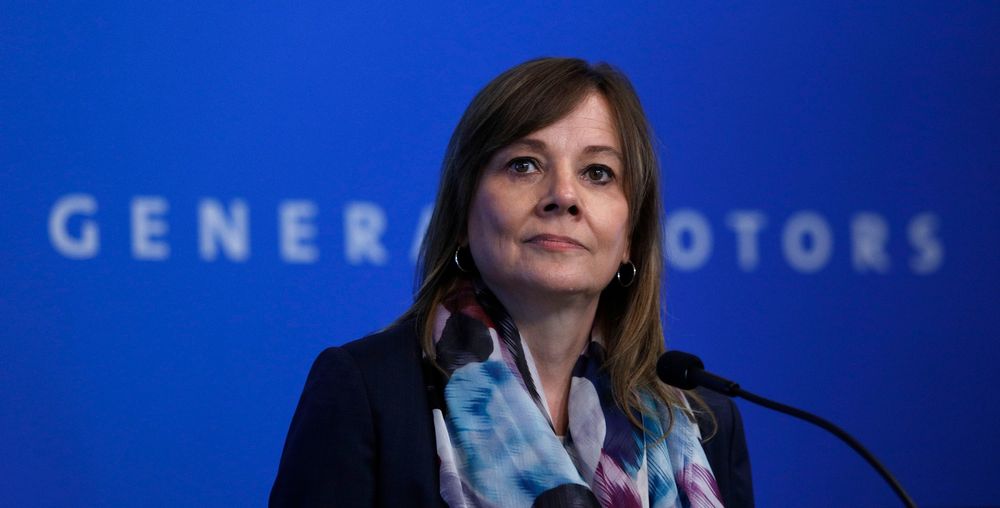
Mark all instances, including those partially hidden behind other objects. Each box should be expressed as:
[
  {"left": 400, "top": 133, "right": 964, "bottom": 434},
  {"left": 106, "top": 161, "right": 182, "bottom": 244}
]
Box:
[
  {"left": 782, "top": 211, "right": 833, "bottom": 273},
  {"left": 665, "top": 209, "right": 713, "bottom": 271}
]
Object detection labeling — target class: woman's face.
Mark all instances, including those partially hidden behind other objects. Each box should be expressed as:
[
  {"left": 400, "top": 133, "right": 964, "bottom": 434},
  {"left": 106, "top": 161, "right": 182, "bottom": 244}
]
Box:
[{"left": 468, "top": 92, "right": 630, "bottom": 302}]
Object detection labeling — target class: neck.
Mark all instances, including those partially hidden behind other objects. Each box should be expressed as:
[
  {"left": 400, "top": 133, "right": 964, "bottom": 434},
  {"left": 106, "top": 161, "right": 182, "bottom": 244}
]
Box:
[{"left": 487, "top": 284, "right": 600, "bottom": 434}]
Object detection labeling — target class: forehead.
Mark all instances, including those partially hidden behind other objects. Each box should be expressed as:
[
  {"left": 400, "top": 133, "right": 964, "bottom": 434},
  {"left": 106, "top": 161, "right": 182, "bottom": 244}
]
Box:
[{"left": 524, "top": 92, "right": 620, "bottom": 149}]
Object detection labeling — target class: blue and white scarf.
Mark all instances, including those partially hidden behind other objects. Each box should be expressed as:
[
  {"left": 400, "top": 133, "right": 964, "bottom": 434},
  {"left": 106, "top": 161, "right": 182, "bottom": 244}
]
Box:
[{"left": 427, "top": 281, "right": 724, "bottom": 507}]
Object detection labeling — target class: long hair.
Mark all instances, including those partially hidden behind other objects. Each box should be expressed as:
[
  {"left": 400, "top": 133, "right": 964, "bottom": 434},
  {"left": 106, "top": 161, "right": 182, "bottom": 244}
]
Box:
[{"left": 399, "top": 57, "right": 704, "bottom": 432}]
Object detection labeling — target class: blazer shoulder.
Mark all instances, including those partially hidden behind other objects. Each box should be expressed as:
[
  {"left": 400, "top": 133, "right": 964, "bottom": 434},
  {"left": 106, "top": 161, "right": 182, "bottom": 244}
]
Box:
[
  {"left": 338, "top": 318, "right": 444, "bottom": 506},
  {"left": 694, "top": 387, "right": 735, "bottom": 437},
  {"left": 340, "top": 319, "right": 422, "bottom": 372},
  {"left": 692, "top": 387, "right": 755, "bottom": 508},
  {"left": 271, "top": 319, "right": 441, "bottom": 507},
  {"left": 270, "top": 345, "right": 377, "bottom": 507}
]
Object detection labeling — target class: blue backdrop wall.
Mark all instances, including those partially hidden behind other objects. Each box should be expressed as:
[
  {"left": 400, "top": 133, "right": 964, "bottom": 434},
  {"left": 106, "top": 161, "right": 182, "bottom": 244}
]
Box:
[{"left": 2, "top": 2, "right": 998, "bottom": 506}]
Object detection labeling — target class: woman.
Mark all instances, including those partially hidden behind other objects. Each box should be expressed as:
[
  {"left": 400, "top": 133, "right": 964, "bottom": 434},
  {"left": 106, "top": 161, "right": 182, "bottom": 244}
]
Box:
[{"left": 271, "top": 58, "right": 752, "bottom": 507}]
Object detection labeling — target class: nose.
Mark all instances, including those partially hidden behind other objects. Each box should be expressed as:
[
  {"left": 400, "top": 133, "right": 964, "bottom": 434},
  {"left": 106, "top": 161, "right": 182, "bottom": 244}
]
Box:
[{"left": 537, "top": 164, "right": 580, "bottom": 217}]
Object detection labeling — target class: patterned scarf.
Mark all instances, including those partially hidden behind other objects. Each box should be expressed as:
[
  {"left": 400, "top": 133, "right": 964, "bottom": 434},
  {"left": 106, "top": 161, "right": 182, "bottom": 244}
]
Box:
[{"left": 426, "top": 281, "right": 724, "bottom": 507}]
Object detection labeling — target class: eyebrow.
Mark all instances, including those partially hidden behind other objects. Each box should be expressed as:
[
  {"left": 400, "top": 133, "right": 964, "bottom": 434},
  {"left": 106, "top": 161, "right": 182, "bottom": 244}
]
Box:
[
  {"left": 509, "top": 138, "right": 623, "bottom": 162},
  {"left": 583, "top": 145, "right": 624, "bottom": 161}
]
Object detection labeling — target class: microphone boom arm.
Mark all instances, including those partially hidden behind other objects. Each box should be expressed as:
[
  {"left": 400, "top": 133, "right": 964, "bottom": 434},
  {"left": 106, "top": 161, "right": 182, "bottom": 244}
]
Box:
[
  {"left": 661, "top": 354, "right": 918, "bottom": 507},
  {"left": 727, "top": 380, "right": 917, "bottom": 508}
]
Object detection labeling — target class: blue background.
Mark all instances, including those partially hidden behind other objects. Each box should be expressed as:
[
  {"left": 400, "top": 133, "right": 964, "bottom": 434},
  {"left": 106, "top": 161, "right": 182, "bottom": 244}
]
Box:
[{"left": 2, "top": 2, "right": 998, "bottom": 506}]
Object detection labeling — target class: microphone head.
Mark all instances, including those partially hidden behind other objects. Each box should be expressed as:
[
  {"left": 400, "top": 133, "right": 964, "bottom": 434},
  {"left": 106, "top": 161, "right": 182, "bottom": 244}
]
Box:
[{"left": 656, "top": 350, "right": 705, "bottom": 390}]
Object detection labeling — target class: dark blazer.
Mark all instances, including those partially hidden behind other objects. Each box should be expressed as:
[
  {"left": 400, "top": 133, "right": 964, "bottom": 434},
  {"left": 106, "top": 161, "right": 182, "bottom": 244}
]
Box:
[{"left": 271, "top": 320, "right": 753, "bottom": 507}]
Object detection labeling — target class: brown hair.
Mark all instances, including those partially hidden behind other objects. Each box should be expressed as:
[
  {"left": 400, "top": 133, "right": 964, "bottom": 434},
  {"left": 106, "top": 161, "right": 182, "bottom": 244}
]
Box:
[{"left": 399, "top": 57, "right": 706, "bottom": 434}]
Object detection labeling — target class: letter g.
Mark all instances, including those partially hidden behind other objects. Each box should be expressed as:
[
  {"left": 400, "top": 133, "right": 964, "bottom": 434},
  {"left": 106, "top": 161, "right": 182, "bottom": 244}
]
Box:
[{"left": 49, "top": 193, "right": 99, "bottom": 259}]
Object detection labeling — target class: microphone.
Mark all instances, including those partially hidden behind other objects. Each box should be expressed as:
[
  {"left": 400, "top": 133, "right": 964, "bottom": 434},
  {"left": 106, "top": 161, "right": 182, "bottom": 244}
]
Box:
[
  {"left": 657, "top": 350, "right": 917, "bottom": 508},
  {"left": 656, "top": 350, "right": 740, "bottom": 395}
]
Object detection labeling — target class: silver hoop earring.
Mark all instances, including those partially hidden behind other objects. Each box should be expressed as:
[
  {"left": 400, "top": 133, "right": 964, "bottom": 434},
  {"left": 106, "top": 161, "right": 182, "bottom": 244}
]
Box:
[
  {"left": 617, "top": 261, "right": 637, "bottom": 287},
  {"left": 454, "top": 246, "right": 472, "bottom": 273}
]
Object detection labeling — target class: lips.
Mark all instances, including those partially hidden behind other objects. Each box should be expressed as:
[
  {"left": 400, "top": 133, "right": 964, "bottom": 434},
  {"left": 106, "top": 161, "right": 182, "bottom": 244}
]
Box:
[{"left": 525, "top": 234, "right": 587, "bottom": 251}]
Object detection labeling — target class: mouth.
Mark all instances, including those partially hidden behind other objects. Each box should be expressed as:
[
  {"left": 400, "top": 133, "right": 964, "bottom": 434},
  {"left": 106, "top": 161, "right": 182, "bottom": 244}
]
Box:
[{"left": 525, "top": 234, "right": 587, "bottom": 251}]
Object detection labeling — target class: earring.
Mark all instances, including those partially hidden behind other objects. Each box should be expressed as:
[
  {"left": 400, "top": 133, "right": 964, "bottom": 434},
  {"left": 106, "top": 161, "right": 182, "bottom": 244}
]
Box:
[
  {"left": 617, "top": 261, "right": 637, "bottom": 287},
  {"left": 454, "top": 246, "right": 472, "bottom": 273}
]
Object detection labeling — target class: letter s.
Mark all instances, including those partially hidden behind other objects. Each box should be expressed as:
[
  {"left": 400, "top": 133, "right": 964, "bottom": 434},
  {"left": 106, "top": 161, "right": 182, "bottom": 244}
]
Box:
[{"left": 908, "top": 212, "right": 943, "bottom": 274}]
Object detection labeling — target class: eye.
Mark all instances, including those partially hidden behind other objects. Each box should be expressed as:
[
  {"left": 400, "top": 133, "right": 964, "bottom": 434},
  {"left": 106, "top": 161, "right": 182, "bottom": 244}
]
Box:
[
  {"left": 584, "top": 164, "right": 615, "bottom": 184},
  {"left": 506, "top": 157, "right": 540, "bottom": 174}
]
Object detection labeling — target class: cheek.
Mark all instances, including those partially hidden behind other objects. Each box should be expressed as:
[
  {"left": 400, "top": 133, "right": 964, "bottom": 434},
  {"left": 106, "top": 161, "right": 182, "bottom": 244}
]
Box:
[
  {"left": 467, "top": 187, "right": 510, "bottom": 254},
  {"left": 470, "top": 178, "right": 523, "bottom": 230},
  {"left": 600, "top": 203, "right": 631, "bottom": 258}
]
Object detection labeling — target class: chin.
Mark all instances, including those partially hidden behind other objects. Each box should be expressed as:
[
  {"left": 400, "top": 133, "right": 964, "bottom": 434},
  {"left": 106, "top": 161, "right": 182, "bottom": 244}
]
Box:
[{"left": 518, "top": 271, "right": 608, "bottom": 297}]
